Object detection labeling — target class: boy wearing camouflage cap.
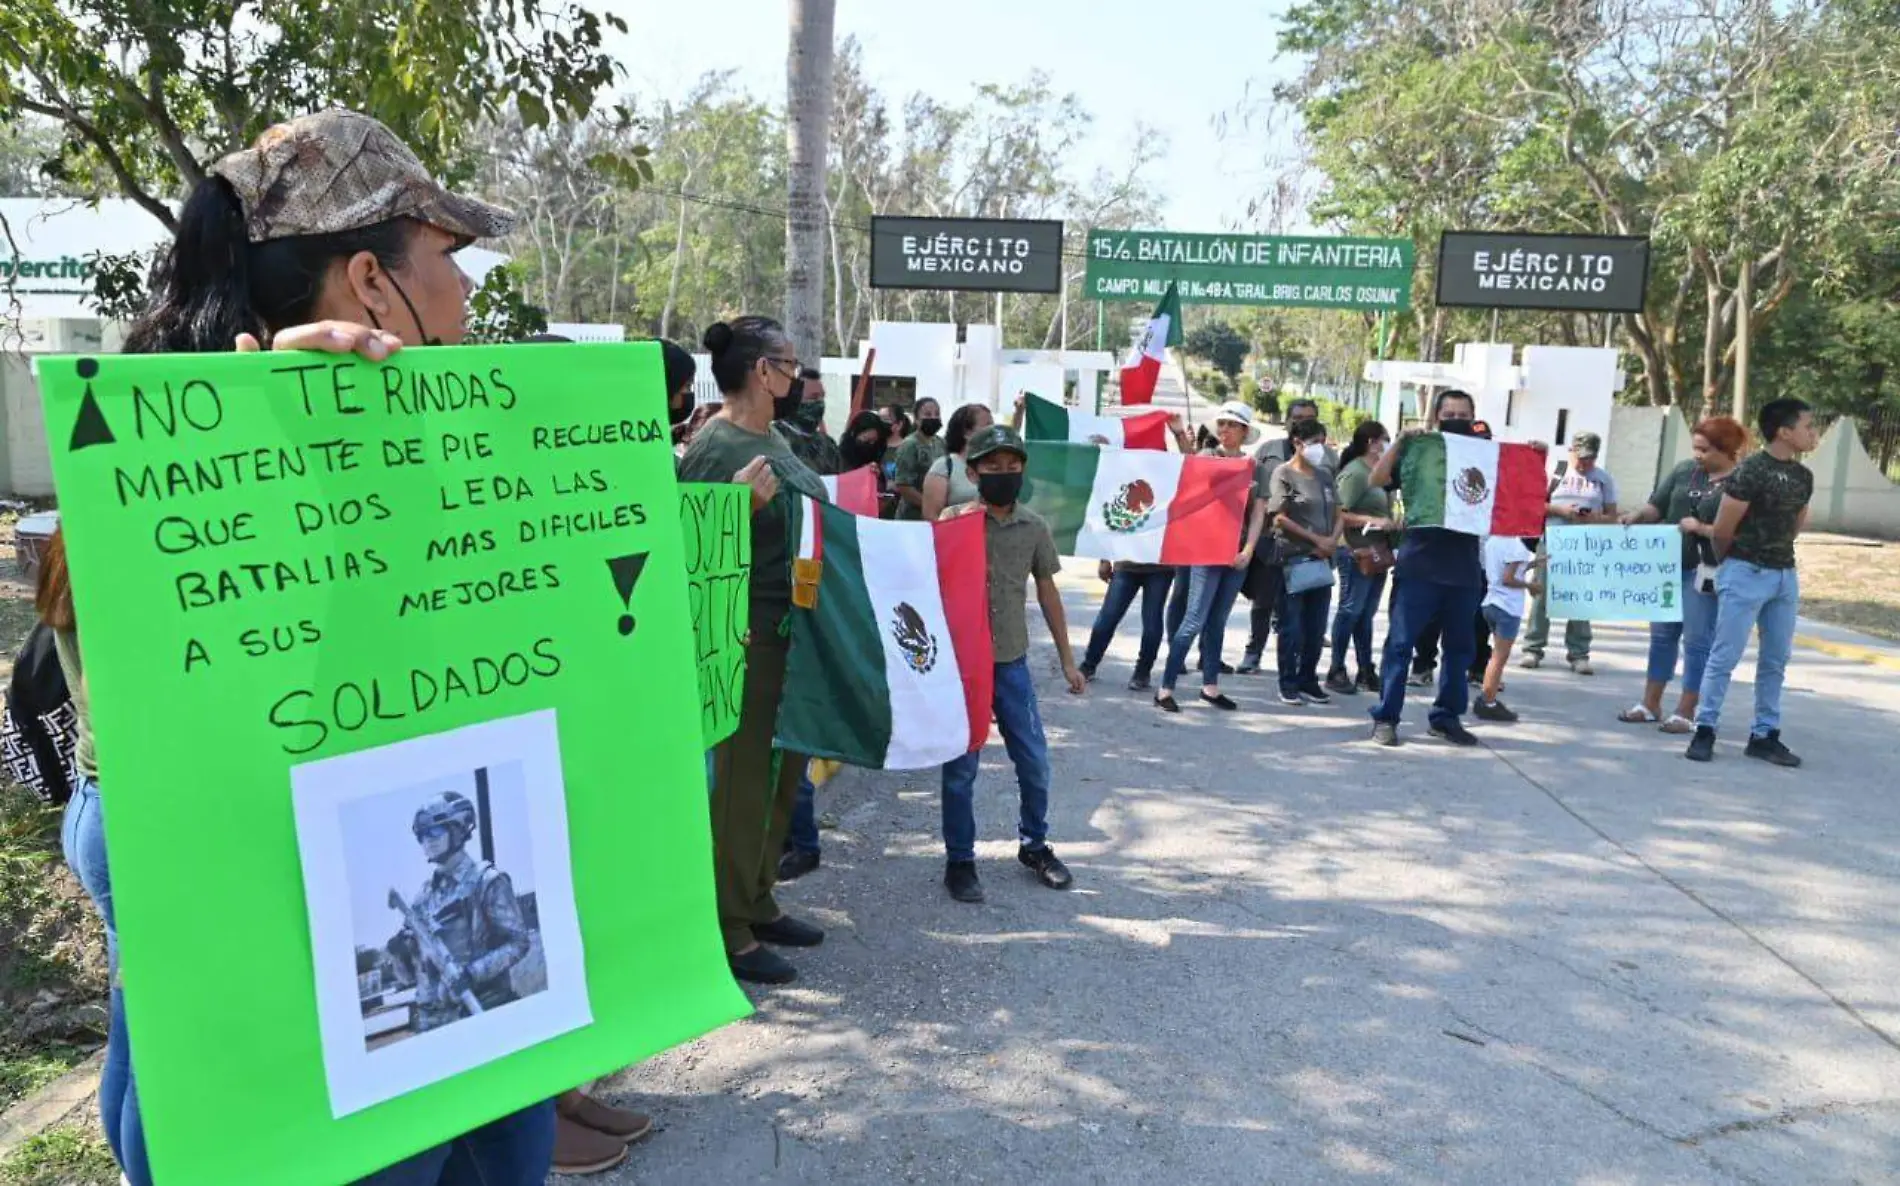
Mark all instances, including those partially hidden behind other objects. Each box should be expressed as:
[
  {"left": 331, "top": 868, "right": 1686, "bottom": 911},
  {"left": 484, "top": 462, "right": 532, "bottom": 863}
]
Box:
[{"left": 938, "top": 425, "right": 1086, "bottom": 904}]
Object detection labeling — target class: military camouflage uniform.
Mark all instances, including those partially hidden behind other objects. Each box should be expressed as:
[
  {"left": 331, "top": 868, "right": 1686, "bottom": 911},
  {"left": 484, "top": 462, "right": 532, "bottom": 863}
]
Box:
[
  {"left": 774, "top": 420, "right": 842, "bottom": 476},
  {"left": 383, "top": 848, "right": 531, "bottom": 1032}
]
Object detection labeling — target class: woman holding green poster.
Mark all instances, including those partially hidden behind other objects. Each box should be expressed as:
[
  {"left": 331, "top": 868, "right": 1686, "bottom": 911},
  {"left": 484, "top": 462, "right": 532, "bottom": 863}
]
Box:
[
  {"left": 679, "top": 314, "right": 833, "bottom": 988},
  {"left": 76, "top": 108, "right": 581, "bottom": 1185}
]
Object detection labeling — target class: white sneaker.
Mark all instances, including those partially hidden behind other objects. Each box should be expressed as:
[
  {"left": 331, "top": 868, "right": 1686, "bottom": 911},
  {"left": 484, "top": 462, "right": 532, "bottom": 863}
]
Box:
[
  {"left": 1570, "top": 658, "right": 1595, "bottom": 676},
  {"left": 1519, "top": 653, "right": 1543, "bottom": 669}
]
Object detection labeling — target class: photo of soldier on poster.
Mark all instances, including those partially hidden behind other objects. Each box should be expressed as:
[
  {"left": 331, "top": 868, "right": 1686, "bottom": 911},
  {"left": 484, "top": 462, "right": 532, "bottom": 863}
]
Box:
[
  {"left": 292, "top": 711, "right": 593, "bottom": 1117},
  {"left": 352, "top": 777, "right": 549, "bottom": 1051}
]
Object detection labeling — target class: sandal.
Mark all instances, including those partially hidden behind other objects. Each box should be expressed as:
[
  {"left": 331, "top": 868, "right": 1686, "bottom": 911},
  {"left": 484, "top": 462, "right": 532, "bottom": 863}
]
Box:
[
  {"left": 1617, "top": 705, "right": 1658, "bottom": 724},
  {"left": 1659, "top": 714, "right": 1696, "bottom": 734}
]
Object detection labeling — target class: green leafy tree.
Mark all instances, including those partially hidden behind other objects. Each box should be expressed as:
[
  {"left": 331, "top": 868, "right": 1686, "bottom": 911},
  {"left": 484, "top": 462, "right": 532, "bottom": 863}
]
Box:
[
  {"left": 465, "top": 265, "right": 549, "bottom": 343},
  {"left": 0, "top": 0, "right": 633, "bottom": 230},
  {"left": 1184, "top": 320, "right": 1250, "bottom": 382}
]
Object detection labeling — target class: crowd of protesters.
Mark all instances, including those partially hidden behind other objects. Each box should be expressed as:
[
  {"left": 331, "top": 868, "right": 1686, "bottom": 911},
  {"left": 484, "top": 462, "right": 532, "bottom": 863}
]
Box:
[{"left": 27, "top": 108, "right": 1825, "bottom": 1186}]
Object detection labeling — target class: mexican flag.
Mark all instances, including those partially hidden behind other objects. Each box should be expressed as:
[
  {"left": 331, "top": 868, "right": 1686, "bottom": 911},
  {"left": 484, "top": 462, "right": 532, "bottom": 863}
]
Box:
[
  {"left": 820, "top": 465, "right": 879, "bottom": 516},
  {"left": 1118, "top": 283, "right": 1181, "bottom": 405},
  {"left": 1021, "top": 442, "right": 1253, "bottom": 565},
  {"left": 1022, "top": 392, "right": 1172, "bottom": 450},
  {"left": 774, "top": 498, "right": 993, "bottom": 770},
  {"left": 1400, "top": 433, "right": 1548, "bottom": 536}
]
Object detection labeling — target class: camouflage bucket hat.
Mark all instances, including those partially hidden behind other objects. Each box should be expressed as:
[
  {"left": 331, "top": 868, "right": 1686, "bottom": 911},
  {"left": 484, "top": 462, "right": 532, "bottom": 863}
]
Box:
[{"left": 208, "top": 109, "right": 517, "bottom": 244}]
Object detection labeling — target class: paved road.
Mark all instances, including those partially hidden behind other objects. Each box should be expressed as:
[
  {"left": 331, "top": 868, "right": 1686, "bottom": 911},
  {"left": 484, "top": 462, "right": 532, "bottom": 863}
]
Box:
[{"left": 579, "top": 545, "right": 1900, "bottom": 1184}]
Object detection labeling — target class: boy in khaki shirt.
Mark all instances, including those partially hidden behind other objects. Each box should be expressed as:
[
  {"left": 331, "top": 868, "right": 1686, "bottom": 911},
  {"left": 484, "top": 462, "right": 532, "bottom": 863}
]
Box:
[{"left": 939, "top": 425, "right": 1086, "bottom": 903}]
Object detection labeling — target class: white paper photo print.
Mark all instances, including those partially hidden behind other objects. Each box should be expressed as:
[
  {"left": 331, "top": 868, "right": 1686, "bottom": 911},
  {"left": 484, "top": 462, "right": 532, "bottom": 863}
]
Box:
[{"left": 291, "top": 710, "right": 591, "bottom": 1117}]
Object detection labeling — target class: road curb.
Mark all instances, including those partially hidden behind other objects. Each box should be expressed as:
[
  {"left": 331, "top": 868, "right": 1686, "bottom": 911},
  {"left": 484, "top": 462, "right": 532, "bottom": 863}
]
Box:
[
  {"left": 1792, "top": 633, "right": 1900, "bottom": 672},
  {"left": 0, "top": 1047, "right": 103, "bottom": 1159}
]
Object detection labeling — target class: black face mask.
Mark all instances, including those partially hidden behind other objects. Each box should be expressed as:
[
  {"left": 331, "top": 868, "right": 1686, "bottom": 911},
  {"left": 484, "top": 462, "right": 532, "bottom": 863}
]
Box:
[
  {"left": 668, "top": 389, "right": 694, "bottom": 427},
  {"left": 1439, "top": 417, "right": 1475, "bottom": 436},
  {"left": 773, "top": 376, "right": 805, "bottom": 422},
  {"left": 841, "top": 434, "right": 883, "bottom": 468},
  {"left": 977, "top": 471, "right": 1023, "bottom": 508},
  {"left": 920, "top": 417, "right": 943, "bottom": 437}
]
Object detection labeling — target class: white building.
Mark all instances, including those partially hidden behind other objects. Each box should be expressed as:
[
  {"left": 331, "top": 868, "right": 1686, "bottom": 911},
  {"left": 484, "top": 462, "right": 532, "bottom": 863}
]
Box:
[{"left": 1364, "top": 341, "right": 1622, "bottom": 468}]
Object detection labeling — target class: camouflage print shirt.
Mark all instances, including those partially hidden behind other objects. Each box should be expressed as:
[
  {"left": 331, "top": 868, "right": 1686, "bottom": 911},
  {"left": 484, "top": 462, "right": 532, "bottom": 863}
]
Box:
[
  {"left": 382, "top": 850, "right": 530, "bottom": 1033},
  {"left": 774, "top": 421, "right": 843, "bottom": 477}
]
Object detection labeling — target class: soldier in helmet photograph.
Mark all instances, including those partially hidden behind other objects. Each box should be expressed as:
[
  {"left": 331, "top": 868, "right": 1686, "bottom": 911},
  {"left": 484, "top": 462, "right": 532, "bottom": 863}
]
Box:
[{"left": 369, "top": 788, "right": 541, "bottom": 1046}]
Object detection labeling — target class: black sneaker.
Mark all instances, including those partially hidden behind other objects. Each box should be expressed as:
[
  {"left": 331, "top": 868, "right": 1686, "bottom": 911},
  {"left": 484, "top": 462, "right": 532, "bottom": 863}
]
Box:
[
  {"left": 1236, "top": 653, "right": 1263, "bottom": 675},
  {"left": 1429, "top": 721, "right": 1479, "bottom": 747},
  {"left": 1218, "top": 661, "right": 1236, "bottom": 675},
  {"left": 1199, "top": 691, "right": 1239, "bottom": 711},
  {"left": 776, "top": 848, "right": 821, "bottom": 883},
  {"left": 1370, "top": 721, "right": 1400, "bottom": 746},
  {"left": 944, "top": 860, "right": 985, "bottom": 903},
  {"left": 1278, "top": 689, "right": 1303, "bottom": 706},
  {"left": 729, "top": 945, "right": 797, "bottom": 985},
  {"left": 1078, "top": 663, "right": 1097, "bottom": 683},
  {"left": 1744, "top": 730, "right": 1802, "bottom": 768},
  {"left": 1324, "top": 670, "right": 1357, "bottom": 696},
  {"left": 1127, "top": 673, "right": 1151, "bottom": 692},
  {"left": 752, "top": 913, "right": 825, "bottom": 948},
  {"left": 1154, "top": 693, "right": 1181, "bottom": 714},
  {"left": 1406, "top": 667, "right": 1436, "bottom": 688},
  {"left": 1019, "top": 845, "right": 1074, "bottom": 889},
  {"left": 1473, "top": 698, "right": 1518, "bottom": 723},
  {"left": 1356, "top": 669, "right": 1381, "bottom": 694},
  {"left": 1685, "top": 726, "right": 1716, "bottom": 763},
  {"left": 1298, "top": 685, "right": 1333, "bottom": 706}
]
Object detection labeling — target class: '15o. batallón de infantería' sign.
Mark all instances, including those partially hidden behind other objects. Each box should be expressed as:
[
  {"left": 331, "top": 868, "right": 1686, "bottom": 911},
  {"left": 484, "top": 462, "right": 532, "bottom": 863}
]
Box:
[
  {"left": 1435, "top": 231, "right": 1651, "bottom": 313},
  {"left": 869, "top": 216, "right": 1065, "bottom": 294}
]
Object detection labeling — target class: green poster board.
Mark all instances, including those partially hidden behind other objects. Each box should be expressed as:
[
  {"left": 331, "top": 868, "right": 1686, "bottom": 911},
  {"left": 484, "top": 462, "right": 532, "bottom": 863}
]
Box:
[
  {"left": 41, "top": 344, "right": 750, "bottom": 1185},
  {"left": 679, "top": 483, "right": 749, "bottom": 748},
  {"left": 1083, "top": 230, "right": 1415, "bottom": 310}
]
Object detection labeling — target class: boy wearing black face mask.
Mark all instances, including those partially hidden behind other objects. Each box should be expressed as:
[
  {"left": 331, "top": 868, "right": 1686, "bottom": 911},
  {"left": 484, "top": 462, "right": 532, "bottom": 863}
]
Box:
[
  {"left": 939, "top": 425, "right": 1086, "bottom": 904},
  {"left": 892, "top": 398, "right": 946, "bottom": 520}
]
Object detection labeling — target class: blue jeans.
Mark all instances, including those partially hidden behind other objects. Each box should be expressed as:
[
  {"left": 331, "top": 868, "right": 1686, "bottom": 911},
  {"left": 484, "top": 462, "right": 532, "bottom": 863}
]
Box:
[
  {"left": 352, "top": 1100, "right": 557, "bottom": 1185},
  {"left": 61, "top": 776, "right": 151, "bottom": 1186},
  {"left": 1644, "top": 583, "right": 1719, "bottom": 692},
  {"left": 1372, "top": 578, "right": 1481, "bottom": 730},
  {"left": 1082, "top": 568, "right": 1176, "bottom": 679},
  {"left": 1695, "top": 561, "right": 1799, "bottom": 736},
  {"left": 788, "top": 765, "right": 820, "bottom": 856},
  {"left": 1160, "top": 564, "right": 1246, "bottom": 692},
  {"left": 1328, "top": 549, "right": 1386, "bottom": 677},
  {"left": 1277, "top": 582, "right": 1334, "bottom": 696},
  {"left": 940, "top": 658, "right": 1050, "bottom": 863}
]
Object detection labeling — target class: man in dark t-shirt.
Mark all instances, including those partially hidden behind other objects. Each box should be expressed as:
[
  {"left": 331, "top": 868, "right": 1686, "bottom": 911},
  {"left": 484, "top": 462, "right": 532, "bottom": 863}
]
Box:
[
  {"left": 1687, "top": 398, "right": 1819, "bottom": 768},
  {"left": 1361, "top": 390, "right": 1488, "bottom": 747}
]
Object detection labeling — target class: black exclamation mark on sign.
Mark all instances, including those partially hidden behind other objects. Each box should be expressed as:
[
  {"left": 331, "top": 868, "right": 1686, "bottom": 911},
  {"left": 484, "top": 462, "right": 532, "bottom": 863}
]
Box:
[
  {"left": 68, "top": 359, "right": 116, "bottom": 452},
  {"left": 606, "top": 553, "right": 649, "bottom": 636}
]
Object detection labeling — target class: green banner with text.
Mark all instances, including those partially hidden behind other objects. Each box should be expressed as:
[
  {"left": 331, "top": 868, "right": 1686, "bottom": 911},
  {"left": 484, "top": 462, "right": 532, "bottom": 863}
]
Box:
[
  {"left": 1084, "top": 230, "right": 1415, "bottom": 310},
  {"left": 40, "top": 343, "right": 749, "bottom": 1185}
]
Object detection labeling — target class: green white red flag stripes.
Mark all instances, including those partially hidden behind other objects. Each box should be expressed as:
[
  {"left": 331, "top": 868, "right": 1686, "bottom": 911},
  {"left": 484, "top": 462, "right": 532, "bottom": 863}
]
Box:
[
  {"left": 775, "top": 498, "right": 993, "bottom": 770},
  {"left": 1118, "top": 283, "right": 1181, "bottom": 405},
  {"left": 1400, "top": 433, "right": 1548, "bottom": 536},
  {"left": 1020, "top": 442, "right": 1252, "bottom": 565},
  {"left": 819, "top": 465, "right": 879, "bottom": 516},
  {"left": 1022, "top": 392, "right": 1172, "bottom": 450}
]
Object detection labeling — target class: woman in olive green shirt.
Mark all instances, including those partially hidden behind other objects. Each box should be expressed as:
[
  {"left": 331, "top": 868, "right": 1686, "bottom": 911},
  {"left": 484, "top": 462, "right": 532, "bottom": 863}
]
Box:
[
  {"left": 1327, "top": 421, "right": 1396, "bottom": 694},
  {"left": 677, "top": 315, "right": 831, "bottom": 988}
]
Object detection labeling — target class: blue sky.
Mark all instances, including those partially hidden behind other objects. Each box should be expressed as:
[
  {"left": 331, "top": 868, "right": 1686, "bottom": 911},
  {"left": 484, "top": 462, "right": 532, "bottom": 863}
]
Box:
[{"left": 601, "top": 0, "right": 1301, "bottom": 232}]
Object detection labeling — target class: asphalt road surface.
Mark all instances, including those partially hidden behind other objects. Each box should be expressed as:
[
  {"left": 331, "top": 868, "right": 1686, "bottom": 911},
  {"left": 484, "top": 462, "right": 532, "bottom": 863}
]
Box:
[{"left": 579, "top": 543, "right": 1900, "bottom": 1185}]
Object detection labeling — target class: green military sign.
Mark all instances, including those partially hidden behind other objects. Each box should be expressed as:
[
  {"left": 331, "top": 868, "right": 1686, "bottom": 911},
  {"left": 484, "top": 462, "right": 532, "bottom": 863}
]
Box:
[
  {"left": 1084, "top": 230, "right": 1415, "bottom": 311},
  {"left": 39, "top": 343, "right": 749, "bottom": 1184}
]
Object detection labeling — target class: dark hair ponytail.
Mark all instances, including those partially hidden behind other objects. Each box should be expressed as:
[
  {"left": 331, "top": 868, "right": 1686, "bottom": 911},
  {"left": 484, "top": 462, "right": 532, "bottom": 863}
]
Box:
[
  {"left": 124, "top": 177, "right": 416, "bottom": 355},
  {"left": 701, "top": 316, "right": 787, "bottom": 394}
]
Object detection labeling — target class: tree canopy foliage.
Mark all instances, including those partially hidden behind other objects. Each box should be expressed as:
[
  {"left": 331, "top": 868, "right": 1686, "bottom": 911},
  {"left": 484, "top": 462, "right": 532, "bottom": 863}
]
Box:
[{"left": 1257, "top": 0, "right": 1899, "bottom": 421}]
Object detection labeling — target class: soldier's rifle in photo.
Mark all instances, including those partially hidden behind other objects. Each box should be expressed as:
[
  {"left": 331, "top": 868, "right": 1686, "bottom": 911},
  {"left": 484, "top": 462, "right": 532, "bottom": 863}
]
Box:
[{"left": 387, "top": 888, "right": 484, "bottom": 1016}]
